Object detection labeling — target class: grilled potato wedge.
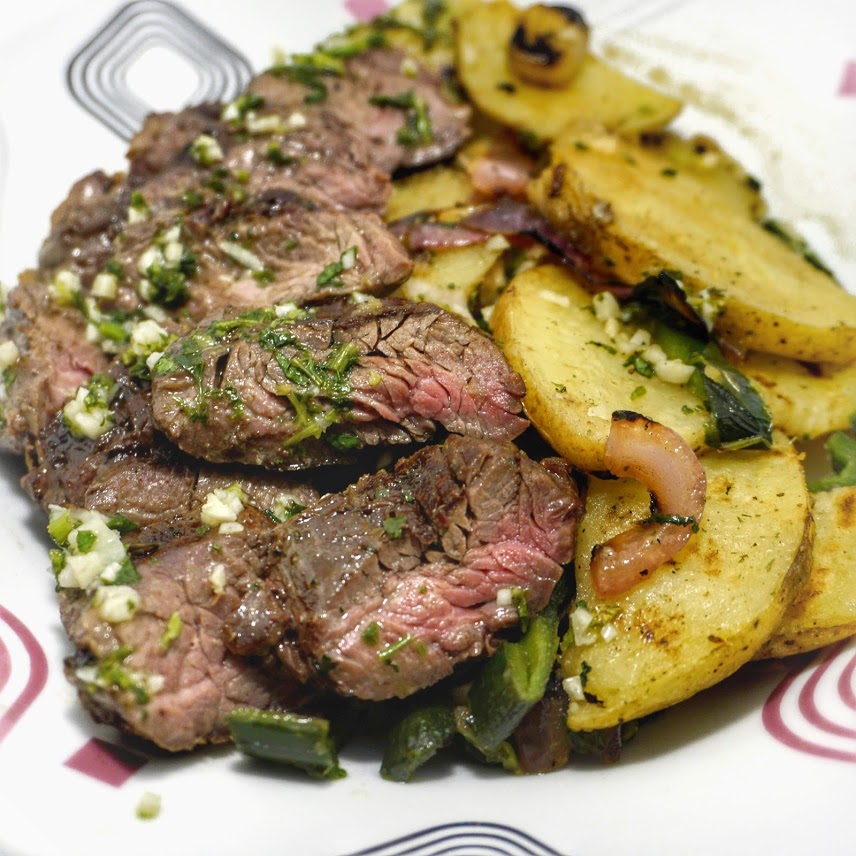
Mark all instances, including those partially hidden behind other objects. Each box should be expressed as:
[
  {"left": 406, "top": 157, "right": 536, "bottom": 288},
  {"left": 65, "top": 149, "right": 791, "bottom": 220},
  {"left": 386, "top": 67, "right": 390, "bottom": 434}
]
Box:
[
  {"left": 563, "top": 437, "right": 813, "bottom": 731},
  {"left": 759, "top": 485, "right": 856, "bottom": 657},
  {"left": 490, "top": 263, "right": 709, "bottom": 472},
  {"left": 530, "top": 127, "right": 856, "bottom": 363},
  {"left": 455, "top": 0, "right": 681, "bottom": 140}
]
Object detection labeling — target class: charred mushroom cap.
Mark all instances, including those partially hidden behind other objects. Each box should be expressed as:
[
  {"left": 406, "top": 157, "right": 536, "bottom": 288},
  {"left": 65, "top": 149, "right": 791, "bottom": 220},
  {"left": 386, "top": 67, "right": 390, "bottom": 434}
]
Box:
[{"left": 508, "top": 4, "right": 590, "bottom": 89}]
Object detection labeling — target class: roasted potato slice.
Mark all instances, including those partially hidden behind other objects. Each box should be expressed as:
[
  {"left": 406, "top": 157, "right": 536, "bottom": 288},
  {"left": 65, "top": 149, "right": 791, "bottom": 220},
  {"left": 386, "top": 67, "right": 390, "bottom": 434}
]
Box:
[
  {"left": 320, "top": 0, "right": 471, "bottom": 73},
  {"left": 741, "top": 352, "right": 856, "bottom": 440},
  {"left": 530, "top": 128, "right": 856, "bottom": 363},
  {"left": 490, "top": 264, "right": 709, "bottom": 471},
  {"left": 393, "top": 238, "right": 508, "bottom": 324},
  {"left": 386, "top": 164, "right": 475, "bottom": 222},
  {"left": 562, "top": 437, "right": 813, "bottom": 731},
  {"left": 455, "top": 0, "right": 682, "bottom": 139},
  {"left": 641, "top": 131, "right": 766, "bottom": 219},
  {"left": 758, "top": 485, "right": 856, "bottom": 658}
]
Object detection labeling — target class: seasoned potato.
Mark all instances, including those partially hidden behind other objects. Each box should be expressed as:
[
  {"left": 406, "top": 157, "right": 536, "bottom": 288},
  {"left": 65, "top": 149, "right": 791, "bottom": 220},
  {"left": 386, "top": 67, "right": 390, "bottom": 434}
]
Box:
[
  {"left": 758, "top": 485, "right": 856, "bottom": 658},
  {"left": 386, "top": 164, "right": 475, "bottom": 222},
  {"left": 530, "top": 128, "right": 856, "bottom": 363},
  {"left": 393, "top": 239, "right": 508, "bottom": 324},
  {"left": 490, "top": 264, "right": 709, "bottom": 471},
  {"left": 325, "top": 0, "right": 469, "bottom": 72},
  {"left": 641, "top": 131, "right": 766, "bottom": 219},
  {"left": 455, "top": 0, "right": 681, "bottom": 139},
  {"left": 562, "top": 437, "right": 813, "bottom": 731},
  {"left": 741, "top": 352, "right": 856, "bottom": 440}
]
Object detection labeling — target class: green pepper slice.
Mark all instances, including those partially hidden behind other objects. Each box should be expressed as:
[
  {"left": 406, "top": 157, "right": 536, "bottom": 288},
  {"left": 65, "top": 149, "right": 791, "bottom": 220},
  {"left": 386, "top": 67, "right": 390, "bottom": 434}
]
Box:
[{"left": 226, "top": 708, "right": 346, "bottom": 780}]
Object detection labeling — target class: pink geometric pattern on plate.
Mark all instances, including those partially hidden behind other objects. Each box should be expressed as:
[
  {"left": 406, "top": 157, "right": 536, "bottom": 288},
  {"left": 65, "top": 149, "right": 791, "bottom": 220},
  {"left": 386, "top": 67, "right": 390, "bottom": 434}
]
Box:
[
  {"left": 762, "top": 638, "right": 856, "bottom": 762},
  {"left": 0, "top": 605, "right": 49, "bottom": 744},
  {"left": 344, "top": 0, "right": 390, "bottom": 22},
  {"left": 839, "top": 61, "right": 856, "bottom": 96},
  {"left": 64, "top": 738, "right": 148, "bottom": 786}
]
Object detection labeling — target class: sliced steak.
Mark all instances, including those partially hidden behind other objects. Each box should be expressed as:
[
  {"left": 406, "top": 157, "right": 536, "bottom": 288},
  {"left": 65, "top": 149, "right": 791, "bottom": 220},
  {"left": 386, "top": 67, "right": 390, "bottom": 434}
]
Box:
[
  {"left": 60, "top": 511, "right": 313, "bottom": 752},
  {"left": 128, "top": 105, "right": 390, "bottom": 216},
  {"left": 95, "top": 194, "right": 412, "bottom": 324},
  {"left": 38, "top": 170, "right": 127, "bottom": 279},
  {"left": 25, "top": 368, "right": 319, "bottom": 527},
  {"left": 225, "top": 436, "right": 581, "bottom": 700},
  {"left": 1, "top": 274, "right": 109, "bottom": 454},
  {"left": 150, "top": 299, "right": 528, "bottom": 469},
  {"left": 1, "top": 42, "right": 471, "bottom": 455},
  {"left": 126, "top": 102, "right": 223, "bottom": 182},
  {"left": 249, "top": 48, "right": 471, "bottom": 174}
]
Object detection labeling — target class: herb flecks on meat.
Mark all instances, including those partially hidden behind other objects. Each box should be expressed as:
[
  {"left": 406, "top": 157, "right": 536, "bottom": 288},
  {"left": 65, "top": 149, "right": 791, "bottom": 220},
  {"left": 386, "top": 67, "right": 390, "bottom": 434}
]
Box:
[{"left": 150, "top": 299, "right": 528, "bottom": 470}]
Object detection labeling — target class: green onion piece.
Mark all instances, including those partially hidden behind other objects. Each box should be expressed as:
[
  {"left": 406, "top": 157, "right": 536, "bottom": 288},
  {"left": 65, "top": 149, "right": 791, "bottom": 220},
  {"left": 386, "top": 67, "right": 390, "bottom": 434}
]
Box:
[
  {"left": 227, "top": 708, "right": 346, "bottom": 779},
  {"left": 380, "top": 704, "right": 456, "bottom": 782},
  {"left": 106, "top": 513, "right": 140, "bottom": 534}
]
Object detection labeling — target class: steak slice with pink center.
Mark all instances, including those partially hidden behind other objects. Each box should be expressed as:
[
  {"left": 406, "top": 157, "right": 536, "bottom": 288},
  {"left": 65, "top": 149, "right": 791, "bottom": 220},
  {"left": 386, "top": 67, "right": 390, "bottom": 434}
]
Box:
[
  {"left": 150, "top": 299, "right": 528, "bottom": 470},
  {"left": 230, "top": 435, "right": 582, "bottom": 700}
]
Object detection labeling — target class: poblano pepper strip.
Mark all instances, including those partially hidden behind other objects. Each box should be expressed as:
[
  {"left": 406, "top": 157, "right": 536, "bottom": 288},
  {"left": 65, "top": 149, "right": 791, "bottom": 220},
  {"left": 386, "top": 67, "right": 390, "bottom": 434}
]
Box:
[
  {"left": 627, "top": 272, "right": 773, "bottom": 450},
  {"left": 651, "top": 321, "right": 773, "bottom": 450},
  {"left": 380, "top": 704, "right": 457, "bottom": 783},
  {"left": 808, "top": 427, "right": 856, "bottom": 492},
  {"left": 226, "top": 708, "right": 346, "bottom": 780},
  {"left": 464, "top": 580, "right": 565, "bottom": 753}
]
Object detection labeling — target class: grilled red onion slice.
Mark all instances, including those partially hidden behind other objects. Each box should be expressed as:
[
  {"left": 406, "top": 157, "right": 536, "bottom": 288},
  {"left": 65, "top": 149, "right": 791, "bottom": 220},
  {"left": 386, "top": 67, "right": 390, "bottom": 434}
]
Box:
[
  {"left": 463, "top": 138, "right": 535, "bottom": 198},
  {"left": 591, "top": 411, "right": 706, "bottom": 597},
  {"left": 390, "top": 217, "right": 489, "bottom": 251}
]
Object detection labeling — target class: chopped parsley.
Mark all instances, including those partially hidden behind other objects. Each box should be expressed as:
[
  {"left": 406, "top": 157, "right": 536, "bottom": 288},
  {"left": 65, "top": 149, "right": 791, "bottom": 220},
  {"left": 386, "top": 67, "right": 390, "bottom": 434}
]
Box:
[
  {"left": 369, "top": 91, "right": 433, "bottom": 146},
  {"left": 383, "top": 515, "right": 407, "bottom": 540}
]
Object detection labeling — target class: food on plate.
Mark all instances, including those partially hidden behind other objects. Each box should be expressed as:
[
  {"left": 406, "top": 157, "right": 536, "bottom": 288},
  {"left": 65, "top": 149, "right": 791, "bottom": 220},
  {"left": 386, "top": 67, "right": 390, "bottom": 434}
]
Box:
[
  {"left": 564, "top": 435, "right": 812, "bottom": 729},
  {"left": 234, "top": 434, "right": 580, "bottom": 700},
  {"left": 455, "top": 0, "right": 682, "bottom": 138},
  {"left": 588, "top": 411, "right": 707, "bottom": 599},
  {"left": 759, "top": 432, "right": 856, "bottom": 657},
  {"left": 3, "top": 0, "right": 855, "bottom": 780},
  {"left": 149, "top": 298, "right": 528, "bottom": 469},
  {"left": 490, "top": 263, "right": 711, "bottom": 471},
  {"left": 529, "top": 126, "right": 856, "bottom": 363},
  {"left": 740, "top": 353, "right": 856, "bottom": 440}
]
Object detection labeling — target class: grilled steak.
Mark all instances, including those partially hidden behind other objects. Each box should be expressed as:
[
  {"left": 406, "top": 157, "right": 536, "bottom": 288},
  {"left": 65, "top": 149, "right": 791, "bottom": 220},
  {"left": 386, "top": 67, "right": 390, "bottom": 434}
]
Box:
[
  {"left": 248, "top": 48, "right": 471, "bottom": 173},
  {"left": 60, "top": 511, "right": 313, "bottom": 752},
  {"left": 1, "top": 45, "right": 471, "bottom": 454},
  {"left": 225, "top": 436, "right": 582, "bottom": 700},
  {"left": 1, "top": 274, "right": 111, "bottom": 453},
  {"left": 25, "top": 366, "right": 320, "bottom": 524},
  {"left": 149, "top": 298, "right": 528, "bottom": 469},
  {"left": 0, "top": 28, "right": 589, "bottom": 758},
  {"left": 33, "top": 367, "right": 323, "bottom": 752}
]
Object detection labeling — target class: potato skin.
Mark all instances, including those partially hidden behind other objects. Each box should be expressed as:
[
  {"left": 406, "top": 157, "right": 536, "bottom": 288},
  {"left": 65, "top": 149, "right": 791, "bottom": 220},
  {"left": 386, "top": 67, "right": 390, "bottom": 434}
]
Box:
[
  {"left": 562, "top": 437, "right": 812, "bottom": 731},
  {"left": 758, "top": 485, "right": 856, "bottom": 658},
  {"left": 529, "top": 129, "right": 856, "bottom": 363}
]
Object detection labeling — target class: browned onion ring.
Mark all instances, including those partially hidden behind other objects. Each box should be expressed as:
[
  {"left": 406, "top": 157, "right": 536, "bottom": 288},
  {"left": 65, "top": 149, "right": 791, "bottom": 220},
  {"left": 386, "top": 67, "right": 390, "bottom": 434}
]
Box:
[{"left": 590, "top": 411, "right": 707, "bottom": 598}]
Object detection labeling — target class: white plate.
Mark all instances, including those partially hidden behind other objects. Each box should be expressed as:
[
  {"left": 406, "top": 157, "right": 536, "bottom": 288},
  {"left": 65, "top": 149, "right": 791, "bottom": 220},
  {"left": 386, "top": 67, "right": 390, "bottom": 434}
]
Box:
[{"left": 0, "top": 2, "right": 854, "bottom": 855}]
